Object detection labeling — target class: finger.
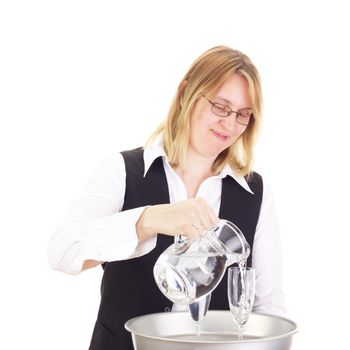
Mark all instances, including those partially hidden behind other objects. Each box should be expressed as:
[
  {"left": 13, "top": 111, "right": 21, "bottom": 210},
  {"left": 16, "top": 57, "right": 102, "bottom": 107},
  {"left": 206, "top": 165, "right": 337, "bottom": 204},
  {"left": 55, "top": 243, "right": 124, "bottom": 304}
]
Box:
[
  {"left": 206, "top": 207, "right": 219, "bottom": 227},
  {"left": 198, "top": 212, "right": 212, "bottom": 230},
  {"left": 194, "top": 221, "right": 207, "bottom": 237},
  {"left": 181, "top": 223, "right": 200, "bottom": 240},
  {"left": 195, "top": 198, "right": 219, "bottom": 228}
]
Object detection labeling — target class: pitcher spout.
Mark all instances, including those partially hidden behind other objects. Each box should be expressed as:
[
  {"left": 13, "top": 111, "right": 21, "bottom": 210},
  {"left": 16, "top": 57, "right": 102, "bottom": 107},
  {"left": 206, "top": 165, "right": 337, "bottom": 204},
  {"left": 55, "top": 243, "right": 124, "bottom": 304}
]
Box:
[{"left": 214, "top": 219, "right": 251, "bottom": 267}]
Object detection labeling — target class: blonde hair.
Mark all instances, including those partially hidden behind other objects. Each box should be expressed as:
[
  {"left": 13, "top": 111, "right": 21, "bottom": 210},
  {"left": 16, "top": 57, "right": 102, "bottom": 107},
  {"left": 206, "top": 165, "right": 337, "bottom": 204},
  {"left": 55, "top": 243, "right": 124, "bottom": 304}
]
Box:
[{"left": 148, "top": 45, "right": 263, "bottom": 176}]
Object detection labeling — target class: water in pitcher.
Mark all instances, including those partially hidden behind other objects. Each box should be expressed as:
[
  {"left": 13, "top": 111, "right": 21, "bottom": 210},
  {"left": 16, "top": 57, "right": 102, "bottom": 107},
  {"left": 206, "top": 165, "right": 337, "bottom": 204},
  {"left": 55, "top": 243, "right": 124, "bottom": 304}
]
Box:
[
  {"left": 154, "top": 249, "right": 227, "bottom": 304},
  {"left": 153, "top": 220, "right": 251, "bottom": 305}
]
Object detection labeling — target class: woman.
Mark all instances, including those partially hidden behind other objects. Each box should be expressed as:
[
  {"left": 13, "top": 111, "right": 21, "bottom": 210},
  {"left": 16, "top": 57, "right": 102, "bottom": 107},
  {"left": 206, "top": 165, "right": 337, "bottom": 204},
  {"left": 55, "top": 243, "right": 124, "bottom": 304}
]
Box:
[{"left": 48, "top": 46, "right": 285, "bottom": 350}]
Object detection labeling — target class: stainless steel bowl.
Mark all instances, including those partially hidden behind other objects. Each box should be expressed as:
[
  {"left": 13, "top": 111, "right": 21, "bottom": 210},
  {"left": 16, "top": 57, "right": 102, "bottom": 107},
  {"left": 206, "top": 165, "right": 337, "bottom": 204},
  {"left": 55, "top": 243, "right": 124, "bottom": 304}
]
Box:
[{"left": 125, "top": 311, "right": 298, "bottom": 350}]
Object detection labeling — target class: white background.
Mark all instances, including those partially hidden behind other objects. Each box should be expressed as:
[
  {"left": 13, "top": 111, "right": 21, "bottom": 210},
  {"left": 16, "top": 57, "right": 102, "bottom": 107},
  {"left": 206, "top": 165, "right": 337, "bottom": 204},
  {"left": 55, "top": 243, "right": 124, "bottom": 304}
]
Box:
[{"left": 1, "top": 0, "right": 349, "bottom": 349}]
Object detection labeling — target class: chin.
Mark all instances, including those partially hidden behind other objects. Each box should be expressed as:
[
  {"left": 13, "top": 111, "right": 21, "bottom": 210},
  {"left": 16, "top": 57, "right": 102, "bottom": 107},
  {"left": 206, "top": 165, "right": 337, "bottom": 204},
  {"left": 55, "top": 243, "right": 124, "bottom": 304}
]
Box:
[{"left": 204, "top": 147, "right": 227, "bottom": 160}]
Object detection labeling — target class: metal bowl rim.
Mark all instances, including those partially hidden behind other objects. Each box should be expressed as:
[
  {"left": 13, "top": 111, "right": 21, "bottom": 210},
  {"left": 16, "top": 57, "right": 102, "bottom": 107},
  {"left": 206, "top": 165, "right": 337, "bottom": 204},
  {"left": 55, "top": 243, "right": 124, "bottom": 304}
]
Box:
[{"left": 125, "top": 311, "right": 298, "bottom": 344}]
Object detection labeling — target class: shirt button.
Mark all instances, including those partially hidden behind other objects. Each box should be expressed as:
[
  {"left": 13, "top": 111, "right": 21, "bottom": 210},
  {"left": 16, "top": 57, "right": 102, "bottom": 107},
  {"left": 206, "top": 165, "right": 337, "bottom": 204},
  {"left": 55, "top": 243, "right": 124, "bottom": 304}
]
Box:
[{"left": 164, "top": 306, "right": 171, "bottom": 312}]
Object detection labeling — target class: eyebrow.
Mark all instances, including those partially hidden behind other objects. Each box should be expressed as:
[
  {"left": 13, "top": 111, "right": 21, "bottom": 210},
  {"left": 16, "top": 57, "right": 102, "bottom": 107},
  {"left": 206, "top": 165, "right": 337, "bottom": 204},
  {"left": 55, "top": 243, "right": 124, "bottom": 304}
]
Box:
[{"left": 215, "top": 96, "right": 252, "bottom": 111}]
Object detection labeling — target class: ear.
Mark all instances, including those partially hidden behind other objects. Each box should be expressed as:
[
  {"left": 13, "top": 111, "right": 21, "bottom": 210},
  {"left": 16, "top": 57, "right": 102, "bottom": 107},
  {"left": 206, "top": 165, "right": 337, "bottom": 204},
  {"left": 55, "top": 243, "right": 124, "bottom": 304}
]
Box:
[{"left": 177, "top": 80, "right": 188, "bottom": 107}]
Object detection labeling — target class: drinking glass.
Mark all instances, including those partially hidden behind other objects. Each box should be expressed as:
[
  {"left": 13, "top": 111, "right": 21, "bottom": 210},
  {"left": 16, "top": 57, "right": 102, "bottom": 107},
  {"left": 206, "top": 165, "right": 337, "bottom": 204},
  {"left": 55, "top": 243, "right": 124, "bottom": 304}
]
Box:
[
  {"left": 188, "top": 293, "right": 211, "bottom": 337},
  {"left": 227, "top": 266, "right": 255, "bottom": 339}
]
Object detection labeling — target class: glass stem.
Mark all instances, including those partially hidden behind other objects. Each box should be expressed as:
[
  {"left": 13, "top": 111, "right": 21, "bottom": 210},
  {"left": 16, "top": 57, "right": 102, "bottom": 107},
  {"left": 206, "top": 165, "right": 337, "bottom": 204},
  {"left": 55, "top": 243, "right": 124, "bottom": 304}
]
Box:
[
  {"left": 238, "top": 325, "right": 243, "bottom": 340},
  {"left": 195, "top": 322, "right": 201, "bottom": 338}
]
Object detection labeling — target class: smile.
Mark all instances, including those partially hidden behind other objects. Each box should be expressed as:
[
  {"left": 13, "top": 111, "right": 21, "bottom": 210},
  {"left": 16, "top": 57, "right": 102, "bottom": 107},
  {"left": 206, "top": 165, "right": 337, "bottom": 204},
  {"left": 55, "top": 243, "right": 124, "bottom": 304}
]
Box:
[{"left": 211, "top": 129, "right": 229, "bottom": 141}]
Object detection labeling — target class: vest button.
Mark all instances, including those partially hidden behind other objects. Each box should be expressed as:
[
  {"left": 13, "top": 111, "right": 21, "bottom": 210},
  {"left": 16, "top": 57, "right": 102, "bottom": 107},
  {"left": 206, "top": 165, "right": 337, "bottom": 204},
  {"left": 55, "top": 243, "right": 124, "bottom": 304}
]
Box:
[{"left": 164, "top": 306, "right": 171, "bottom": 312}]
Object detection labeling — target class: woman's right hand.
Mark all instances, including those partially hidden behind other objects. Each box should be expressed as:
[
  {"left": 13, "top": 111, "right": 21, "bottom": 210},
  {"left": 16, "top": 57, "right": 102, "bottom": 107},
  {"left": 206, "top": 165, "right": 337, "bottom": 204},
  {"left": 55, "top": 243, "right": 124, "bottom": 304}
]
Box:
[{"left": 136, "top": 198, "right": 219, "bottom": 241}]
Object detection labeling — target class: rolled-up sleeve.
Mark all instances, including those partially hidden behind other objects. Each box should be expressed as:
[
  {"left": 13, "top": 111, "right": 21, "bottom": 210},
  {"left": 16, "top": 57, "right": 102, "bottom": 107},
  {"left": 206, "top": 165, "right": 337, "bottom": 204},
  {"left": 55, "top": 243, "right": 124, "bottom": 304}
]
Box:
[{"left": 47, "top": 153, "right": 157, "bottom": 275}]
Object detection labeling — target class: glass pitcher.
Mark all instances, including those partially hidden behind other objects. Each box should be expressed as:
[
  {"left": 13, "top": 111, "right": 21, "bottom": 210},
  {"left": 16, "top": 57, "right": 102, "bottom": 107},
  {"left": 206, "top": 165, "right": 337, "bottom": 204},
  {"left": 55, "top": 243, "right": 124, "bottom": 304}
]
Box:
[{"left": 153, "top": 219, "right": 250, "bottom": 305}]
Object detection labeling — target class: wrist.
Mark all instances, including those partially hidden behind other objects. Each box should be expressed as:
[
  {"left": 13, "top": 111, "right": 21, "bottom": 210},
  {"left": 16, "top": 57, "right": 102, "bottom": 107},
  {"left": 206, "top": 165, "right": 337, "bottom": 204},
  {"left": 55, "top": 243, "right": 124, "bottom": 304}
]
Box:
[{"left": 136, "top": 206, "right": 156, "bottom": 240}]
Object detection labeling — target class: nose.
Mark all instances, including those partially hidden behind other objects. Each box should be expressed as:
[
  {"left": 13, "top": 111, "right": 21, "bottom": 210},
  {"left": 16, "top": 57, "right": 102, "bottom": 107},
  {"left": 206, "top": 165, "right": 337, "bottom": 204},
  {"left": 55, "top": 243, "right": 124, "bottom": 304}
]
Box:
[{"left": 219, "top": 115, "right": 238, "bottom": 131}]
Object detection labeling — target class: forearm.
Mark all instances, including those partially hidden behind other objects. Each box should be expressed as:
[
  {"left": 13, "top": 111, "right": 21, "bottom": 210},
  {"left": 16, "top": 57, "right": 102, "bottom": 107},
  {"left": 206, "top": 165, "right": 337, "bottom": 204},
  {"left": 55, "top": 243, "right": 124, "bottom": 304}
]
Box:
[{"left": 48, "top": 208, "right": 156, "bottom": 274}]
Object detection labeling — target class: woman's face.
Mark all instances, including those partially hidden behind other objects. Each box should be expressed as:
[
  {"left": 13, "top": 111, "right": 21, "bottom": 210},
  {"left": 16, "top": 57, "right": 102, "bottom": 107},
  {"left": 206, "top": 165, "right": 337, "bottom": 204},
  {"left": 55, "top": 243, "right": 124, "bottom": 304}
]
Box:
[{"left": 188, "top": 73, "right": 251, "bottom": 163}]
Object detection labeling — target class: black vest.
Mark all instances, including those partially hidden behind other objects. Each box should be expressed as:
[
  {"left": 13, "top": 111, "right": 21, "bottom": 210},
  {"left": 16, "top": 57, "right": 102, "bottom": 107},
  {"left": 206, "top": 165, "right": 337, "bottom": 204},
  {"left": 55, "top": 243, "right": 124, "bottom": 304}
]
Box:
[{"left": 89, "top": 148, "right": 263, "bottom": 350}]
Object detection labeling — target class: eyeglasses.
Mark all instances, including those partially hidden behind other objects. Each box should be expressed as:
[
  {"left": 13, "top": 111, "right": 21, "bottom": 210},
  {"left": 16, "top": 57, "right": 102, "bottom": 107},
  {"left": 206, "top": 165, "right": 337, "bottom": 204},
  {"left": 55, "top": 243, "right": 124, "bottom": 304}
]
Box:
[{"left": 202, "top": 95, "right": 253, "bottom": 126}]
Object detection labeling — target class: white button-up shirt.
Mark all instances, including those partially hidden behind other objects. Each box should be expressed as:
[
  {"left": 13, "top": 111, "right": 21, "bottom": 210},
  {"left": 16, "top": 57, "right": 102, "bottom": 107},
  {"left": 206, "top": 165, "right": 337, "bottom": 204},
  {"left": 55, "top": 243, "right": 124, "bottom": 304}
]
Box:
[{"left": 48, "top": 137, "right": 285, "bottom": 316}]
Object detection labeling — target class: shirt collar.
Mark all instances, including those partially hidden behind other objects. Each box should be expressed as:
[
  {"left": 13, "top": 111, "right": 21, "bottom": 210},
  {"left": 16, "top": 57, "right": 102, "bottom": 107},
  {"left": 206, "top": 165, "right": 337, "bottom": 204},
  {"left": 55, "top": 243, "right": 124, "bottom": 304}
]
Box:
[
  {"left": 219, "top": 164, "right": 254, "bottom": 194},
  {"left": 143, "top": 135, "right": 167, "bottom": 177},
  {"left": 143, "top": 135, "right": 254, "bottom": 194}
]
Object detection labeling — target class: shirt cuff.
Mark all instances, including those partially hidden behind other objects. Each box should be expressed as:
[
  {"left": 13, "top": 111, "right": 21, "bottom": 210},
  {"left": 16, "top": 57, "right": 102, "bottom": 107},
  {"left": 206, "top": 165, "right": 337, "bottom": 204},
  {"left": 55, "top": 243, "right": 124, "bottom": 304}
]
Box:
[{"left": 82, "top": 206, "right": 157, "bottom": 261}]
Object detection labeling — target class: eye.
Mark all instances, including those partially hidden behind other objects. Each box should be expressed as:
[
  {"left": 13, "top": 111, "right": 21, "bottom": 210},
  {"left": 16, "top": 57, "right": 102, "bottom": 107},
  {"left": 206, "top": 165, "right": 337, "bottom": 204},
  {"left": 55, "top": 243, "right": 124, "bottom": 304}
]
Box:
[
  {"left": 239, "top": 111, "right": 251, "bottom": 119},
  {"left": 212, "top": 103, "right": 231, "bottom": 116}
]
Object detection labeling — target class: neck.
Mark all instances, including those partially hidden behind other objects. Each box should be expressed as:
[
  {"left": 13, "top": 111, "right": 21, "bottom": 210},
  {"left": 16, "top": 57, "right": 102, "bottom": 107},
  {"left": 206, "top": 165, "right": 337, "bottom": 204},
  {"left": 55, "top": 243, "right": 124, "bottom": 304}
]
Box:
[
  {"left": 176, "top": 148, "right": 216, "bottom": 176},
  {"left": 173, "top": 152, "right": 217, "bottom": 198}
]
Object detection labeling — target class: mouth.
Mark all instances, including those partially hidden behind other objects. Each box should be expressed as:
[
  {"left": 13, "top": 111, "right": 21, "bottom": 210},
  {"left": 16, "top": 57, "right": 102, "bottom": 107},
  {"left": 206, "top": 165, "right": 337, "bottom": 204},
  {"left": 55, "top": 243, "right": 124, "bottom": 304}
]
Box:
[{"left": 211, "top": 129, "right": 229, "bottom": 141}]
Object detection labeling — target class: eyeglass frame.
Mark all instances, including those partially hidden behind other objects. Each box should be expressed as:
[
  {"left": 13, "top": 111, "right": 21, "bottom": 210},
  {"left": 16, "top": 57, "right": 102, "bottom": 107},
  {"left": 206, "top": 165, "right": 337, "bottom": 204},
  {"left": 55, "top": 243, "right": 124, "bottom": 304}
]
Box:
[{"left": 201, "top": 95, "right": 254, "bottom": 126}]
